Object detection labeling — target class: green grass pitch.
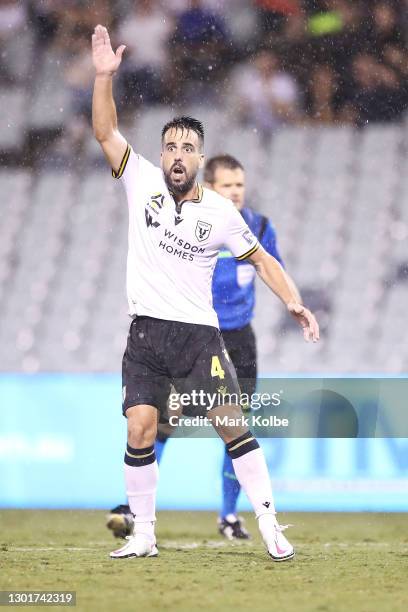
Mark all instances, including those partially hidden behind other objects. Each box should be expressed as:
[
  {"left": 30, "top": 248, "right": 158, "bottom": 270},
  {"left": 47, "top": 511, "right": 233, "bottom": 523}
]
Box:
[{"left": 1, "top": 511, "right": 407, "bottom": 612}]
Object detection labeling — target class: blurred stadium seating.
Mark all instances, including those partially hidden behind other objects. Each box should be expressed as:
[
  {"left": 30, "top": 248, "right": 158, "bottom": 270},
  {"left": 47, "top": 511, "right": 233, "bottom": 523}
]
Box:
[
  {"left": 1, "top": 111, "right": 407, "bottom": 373},
  {"left": 0, "top": 1, "right": 407, "bottom": 374}
]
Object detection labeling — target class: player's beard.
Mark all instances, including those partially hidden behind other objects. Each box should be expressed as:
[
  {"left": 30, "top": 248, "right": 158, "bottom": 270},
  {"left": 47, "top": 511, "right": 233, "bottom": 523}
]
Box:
[{"left": 163, "top": 164, "right": 197, "bottom": 196}]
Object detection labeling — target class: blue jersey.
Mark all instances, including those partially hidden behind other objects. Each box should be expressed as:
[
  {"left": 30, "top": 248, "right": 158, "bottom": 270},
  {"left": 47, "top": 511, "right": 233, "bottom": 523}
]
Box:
[{"left": 212, "top": 207, "right": 284, "bottom": 331}]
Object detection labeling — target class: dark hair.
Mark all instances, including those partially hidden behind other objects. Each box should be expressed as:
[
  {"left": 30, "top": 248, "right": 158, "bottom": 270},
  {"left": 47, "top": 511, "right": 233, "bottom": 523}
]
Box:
[
  {"left": 204, "top": 154, "right": 244, "bottom": 184},
  {"left": 161, "top": 116, "right": 204, "bottom": 148}
]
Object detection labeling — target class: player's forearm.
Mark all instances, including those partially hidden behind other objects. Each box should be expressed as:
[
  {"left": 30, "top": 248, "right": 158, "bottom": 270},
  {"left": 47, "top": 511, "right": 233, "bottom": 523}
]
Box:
[
  {"left": 254, "top": 253, "right": 300, "bottom": 306},
  {"left": 285, "top": 272, "right": 302, "bottom": 303},
  {"left": 92, "top": 74, "right": 118, "bottom": 142}
]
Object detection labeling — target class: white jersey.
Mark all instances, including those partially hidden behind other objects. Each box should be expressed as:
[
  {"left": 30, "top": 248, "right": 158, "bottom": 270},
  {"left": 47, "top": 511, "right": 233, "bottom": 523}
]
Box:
[{"left": 113, "top": 145, "right": 259, "bottom": 328}]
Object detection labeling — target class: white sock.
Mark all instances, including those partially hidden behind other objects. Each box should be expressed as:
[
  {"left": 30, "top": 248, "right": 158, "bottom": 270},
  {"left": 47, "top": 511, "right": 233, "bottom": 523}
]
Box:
[
  {"left": 232, "top": 447, "right": 276, "bottom": 518},
  {"left": 124, "top": 461, "right": 158, "bottom": 537}
]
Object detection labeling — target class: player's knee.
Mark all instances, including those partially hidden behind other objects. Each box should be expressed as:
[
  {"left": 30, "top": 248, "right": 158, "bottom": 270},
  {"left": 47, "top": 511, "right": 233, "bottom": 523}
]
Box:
[
  {"left": 127, "top": 423, "right": 156, "bottom": 448},
  {"left": 210, "top": 403, "right": 248, "bottom": 443},
  {"left": 126, "top": 407, "right": 157, "bottom": 447}
]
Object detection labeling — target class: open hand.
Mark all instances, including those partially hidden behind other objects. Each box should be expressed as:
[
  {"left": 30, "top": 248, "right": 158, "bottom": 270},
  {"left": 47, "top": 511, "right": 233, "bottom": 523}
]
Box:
[
  {"left": 92, "top": 24, "right": 126, "bottom": 76},
  {"left": 287, "top": 302, "right": 320, "bottom": 342}
]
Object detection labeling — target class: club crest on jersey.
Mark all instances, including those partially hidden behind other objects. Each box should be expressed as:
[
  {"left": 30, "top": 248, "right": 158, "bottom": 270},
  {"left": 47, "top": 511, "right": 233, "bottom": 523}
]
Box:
[{"left": 196, "top": 220, "right": 212, "bottom": 242}]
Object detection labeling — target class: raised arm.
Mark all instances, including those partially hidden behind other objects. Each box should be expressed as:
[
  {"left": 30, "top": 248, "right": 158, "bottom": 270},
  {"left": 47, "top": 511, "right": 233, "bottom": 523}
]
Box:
[
  {"left": 92, "top": 24, "right": 127, "bottom": 172},
  {"left": 248, "top": 246, "right": 319, "bottom": 342}
]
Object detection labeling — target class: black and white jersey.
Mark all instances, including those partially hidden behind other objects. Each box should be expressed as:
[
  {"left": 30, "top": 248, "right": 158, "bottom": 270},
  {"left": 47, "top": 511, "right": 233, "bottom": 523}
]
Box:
[{"left": 113, "top": 145, "right": 259, "bottom": 328}]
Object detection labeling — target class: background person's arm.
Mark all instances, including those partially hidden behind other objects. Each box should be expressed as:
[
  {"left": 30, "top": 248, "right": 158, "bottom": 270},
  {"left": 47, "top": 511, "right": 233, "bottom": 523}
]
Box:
[{"left": 92, "top": 24, "right": 127, "bottom": 172}]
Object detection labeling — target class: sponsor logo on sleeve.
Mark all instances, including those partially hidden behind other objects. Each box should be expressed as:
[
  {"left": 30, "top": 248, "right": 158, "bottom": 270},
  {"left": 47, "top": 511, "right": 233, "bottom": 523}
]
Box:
[{"left": 243, "top": 229, "right": 255, "bottom": 245}]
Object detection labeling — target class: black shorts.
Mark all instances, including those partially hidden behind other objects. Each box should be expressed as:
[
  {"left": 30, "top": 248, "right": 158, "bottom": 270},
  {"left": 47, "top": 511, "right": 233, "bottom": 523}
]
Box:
[
  {"left": 221, "top": 323, "right": 257, "bottom": 397},
  {"left": 122, "top": 316, "right": 240, "bottom": 418}
]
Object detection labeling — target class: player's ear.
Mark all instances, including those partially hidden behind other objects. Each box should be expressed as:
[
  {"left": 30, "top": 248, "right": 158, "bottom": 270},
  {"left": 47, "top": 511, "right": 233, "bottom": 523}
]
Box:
[{"left": 198, "top": 154, "right": 205, "bottom": 169}]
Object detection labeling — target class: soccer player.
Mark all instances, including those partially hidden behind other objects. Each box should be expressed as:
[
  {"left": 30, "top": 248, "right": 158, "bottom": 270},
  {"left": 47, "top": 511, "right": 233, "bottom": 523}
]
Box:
[
  {"left": 92, "top": 24, "right": 319, "bottom": 562},
  {"left": 106, "top": 154, "right": 301, "bottom": 541}
]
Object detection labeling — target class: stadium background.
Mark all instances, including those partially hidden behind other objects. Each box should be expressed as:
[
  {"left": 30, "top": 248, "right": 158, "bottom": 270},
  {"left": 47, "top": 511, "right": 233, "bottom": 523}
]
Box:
[{"left": 0, "top": 0, "right": 407, "bottom": 514}]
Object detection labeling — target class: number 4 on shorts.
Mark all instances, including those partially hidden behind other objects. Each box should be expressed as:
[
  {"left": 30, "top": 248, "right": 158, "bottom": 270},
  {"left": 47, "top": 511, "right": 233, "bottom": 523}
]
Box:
[{"left": 211, "top": 355, "right": 225, "bottom": 379}]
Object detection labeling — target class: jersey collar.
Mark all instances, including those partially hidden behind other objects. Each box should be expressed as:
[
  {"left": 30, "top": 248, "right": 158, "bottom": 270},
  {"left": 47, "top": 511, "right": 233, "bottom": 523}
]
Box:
[{"left": 169, "top": 183, "right": 203, "bottom": 205}]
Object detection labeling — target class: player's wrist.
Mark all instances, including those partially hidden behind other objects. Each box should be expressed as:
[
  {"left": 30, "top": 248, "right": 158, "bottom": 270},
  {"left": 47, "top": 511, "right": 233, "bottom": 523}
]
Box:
[
  {"left": 286, "top": 301, "right": 304, "bottom": 311},
  {"left": 95, "top": 70, "right": 115, "bottom": 78}
]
